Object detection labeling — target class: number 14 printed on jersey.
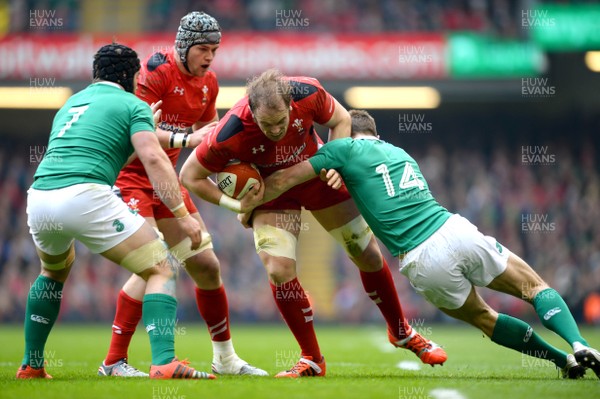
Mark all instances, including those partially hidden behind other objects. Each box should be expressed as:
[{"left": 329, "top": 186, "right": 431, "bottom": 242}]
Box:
[{"left": 375, "top": 162, "right": 424, "bottom": 197}]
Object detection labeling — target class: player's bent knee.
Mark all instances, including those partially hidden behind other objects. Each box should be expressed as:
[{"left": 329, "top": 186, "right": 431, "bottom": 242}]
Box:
[
  {"left": 526, "top": 283, "right": 551, "bottom": 302},
  {"left": 253, "top": 225, "right": 297, "bottom": 260},
  {"left": 184, "top": 252, "right": 220, "bottom": 281},
  {"left": 120, "top": 238, "right": 170, "bottom": 274},
  {"left": 266, "top": 262, "right": 297, "bottom": 284},
  {"left": 169, "top": 232, "right": 213, "bottom": 263},
  {"left": 328, "top": 216, "right": 373, "bottom": 259}
]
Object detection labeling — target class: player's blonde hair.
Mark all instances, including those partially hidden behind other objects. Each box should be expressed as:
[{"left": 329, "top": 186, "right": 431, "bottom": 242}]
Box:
[
  {"left": 246, "top": 69, "right": 292, "bottom": 113},
  {"left": 349, "top": 109, "right": 377, "bottom": 137}
]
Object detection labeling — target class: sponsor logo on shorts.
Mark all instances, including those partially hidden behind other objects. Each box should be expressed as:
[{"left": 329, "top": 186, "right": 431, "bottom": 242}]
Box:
[
  {"left": 543, "top": 307, "right": 561, "bottom": 321},
  {"left": 30, "top": 314, "right": 50, "bottom": 324}
]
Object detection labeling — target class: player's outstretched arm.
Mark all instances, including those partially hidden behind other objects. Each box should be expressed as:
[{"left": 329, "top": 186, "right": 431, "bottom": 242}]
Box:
[
  {"left": 262, "top": 161, "right": 318, "bottom": 202},
  {"left": 132, "top": 131, "right": 202, "bottom": 249},
  {"left": 237, "top": 161, "right": 322, "bottom": 229}
]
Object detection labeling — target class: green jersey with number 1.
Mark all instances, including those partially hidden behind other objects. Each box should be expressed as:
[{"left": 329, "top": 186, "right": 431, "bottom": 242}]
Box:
[
  {"left": 309, "top": 137, "right": 451, "bottom": 256},
  {"left": 32, "top": 82, "right": 155, "bottom": 190}
]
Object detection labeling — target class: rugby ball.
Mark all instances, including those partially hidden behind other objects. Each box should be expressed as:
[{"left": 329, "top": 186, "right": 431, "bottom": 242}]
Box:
[{"left": 217, "top": 161, "right": 261, "bottom": 199}]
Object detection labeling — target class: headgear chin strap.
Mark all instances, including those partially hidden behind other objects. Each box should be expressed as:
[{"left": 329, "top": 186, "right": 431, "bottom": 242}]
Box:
[
  {"left": 175, "top": 11, "right": 221, "bottom": 73},
  {"left": 93, "top": 43, "right": 140, "bottom": 93}
]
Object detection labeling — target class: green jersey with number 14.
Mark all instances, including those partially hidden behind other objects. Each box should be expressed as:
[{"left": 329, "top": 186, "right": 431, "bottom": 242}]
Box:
[
  {"left": 309, "top": 137, "right": 451, "bottom": 256},
  {"left": 32, "top": 82, "right": 155, "bottom": 190}
]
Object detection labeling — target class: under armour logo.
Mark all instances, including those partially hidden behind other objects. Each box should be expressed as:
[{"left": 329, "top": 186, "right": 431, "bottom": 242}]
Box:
[
  {"left": 252, "top": 145, "right": 265, "bottom": 154},
  {"left": 173, "top": 86, "right": 184, "bottom": 95}
]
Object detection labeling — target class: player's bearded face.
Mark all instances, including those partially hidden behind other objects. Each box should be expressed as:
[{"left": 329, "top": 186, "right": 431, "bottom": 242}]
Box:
[
  {"left": 253, "top": 107, "right": 290, "bottom": 141},
  {"left": 187, "top": 44, "right": 219, "bottom": 77}
]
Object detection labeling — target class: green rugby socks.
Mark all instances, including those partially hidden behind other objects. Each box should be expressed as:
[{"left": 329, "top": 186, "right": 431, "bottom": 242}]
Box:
[
  {"left": 533, "top": 288, "right": 588, "bottom": 348},
  {"left": 491, "top": 313, "right": 568, "bottom": 368},
  {"left": 143, "top": 293, "right": 177, "bottom": 366},
  {"left": 22, "top": 275, "right": 63, "bottom": 368}
]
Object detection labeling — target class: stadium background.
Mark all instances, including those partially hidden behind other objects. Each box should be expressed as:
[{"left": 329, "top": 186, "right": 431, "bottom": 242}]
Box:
[{"left": 0, "top": 0, "right": 599, "bottom": 330}]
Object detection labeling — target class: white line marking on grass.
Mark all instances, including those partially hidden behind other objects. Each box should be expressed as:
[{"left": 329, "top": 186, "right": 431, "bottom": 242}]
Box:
[
  {"left": 0, "top": 362, "right": 19, "bottom": 366},
  {"left": 396, "top": 360, "right": 421, "bottom": 370},
  {"left": 429, "top": 388, "right": 467, "bottom": 399}
]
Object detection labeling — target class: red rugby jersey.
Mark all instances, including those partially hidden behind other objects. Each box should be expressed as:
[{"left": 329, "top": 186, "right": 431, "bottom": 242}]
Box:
[
  {"left": 117, "top": 50, "right": 218, "bottom": 189},
  {"left": 195, "top": 77, "right": 335, "bottom": 178}
]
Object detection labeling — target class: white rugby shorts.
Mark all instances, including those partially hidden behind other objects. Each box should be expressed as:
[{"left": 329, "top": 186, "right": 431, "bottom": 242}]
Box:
[
  {"left": 399, "top": 214, "right": 510, "bottom": 310},
  {"left": 27, "top": 183, "right": 145, "bottom": 254}
]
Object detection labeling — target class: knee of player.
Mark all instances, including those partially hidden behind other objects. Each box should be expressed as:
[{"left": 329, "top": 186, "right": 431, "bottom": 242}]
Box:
[
  {"left": 41, "top": 267, "right": 71, "bottom": 283},
  {"left": 265, "top": 260, "right": 296, "bottom": 284},
  {"left": 353, "top": 239, "right": 383, "bottom": 270},
  {"left": 472, "top": 306, "right": 498, "bottom": 334},
  {"left": 184, "top": 252, "right": 220, "bottom": 278},
  {"left": 140, "top": 256, "right": 179, "bottom": 280},
  {"left": 524, "top": 282, "right": 551, "bottom": 303}
]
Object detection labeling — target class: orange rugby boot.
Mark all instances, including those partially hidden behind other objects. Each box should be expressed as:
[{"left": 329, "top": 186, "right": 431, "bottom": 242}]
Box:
[
  {"left": 275, "top": 355, "right": 326, "bottom": 378},
  {"left": 389, "top": 329, "right": 447, "bottom": 366},
  {"left": 16, "top": 365, "right": 53, "bottom": 379},
  {"left": 149, "top": 358, "right": 216, "bottom": 380}
]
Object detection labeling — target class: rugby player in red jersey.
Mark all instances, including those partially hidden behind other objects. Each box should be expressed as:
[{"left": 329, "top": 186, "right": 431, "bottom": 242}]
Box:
[
  {"left": 180, "top": 69, "right": 447, "bottom": 378},
  {"left": 98, "top": 12, "right": 267, "bottom": 378}
]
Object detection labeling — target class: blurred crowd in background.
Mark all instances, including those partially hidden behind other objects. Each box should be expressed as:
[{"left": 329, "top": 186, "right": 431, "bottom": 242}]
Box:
[
  {"left": 1, "top": 0, "right": 599, "bottom": 327},
  {"left": 1, "top": 123, "right": 599, "bottom": 325},
  {"left": 7, "top": 0, "right": 596, "bottom": 37}
]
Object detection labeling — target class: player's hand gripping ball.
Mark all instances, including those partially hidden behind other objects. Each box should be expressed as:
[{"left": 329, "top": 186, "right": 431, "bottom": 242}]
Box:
[{"left": 217, "top": 161, "right": 262, "bottom": 199}]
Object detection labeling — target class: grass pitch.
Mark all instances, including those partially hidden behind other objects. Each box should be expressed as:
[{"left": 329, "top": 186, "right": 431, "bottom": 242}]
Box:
[{"left": 0, "top": 323, "right": 598, "bottom": 399}]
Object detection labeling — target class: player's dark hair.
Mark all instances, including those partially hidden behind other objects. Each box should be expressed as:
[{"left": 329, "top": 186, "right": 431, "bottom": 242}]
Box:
[
  {"left": 246, "top": 69, "right": 292, "bottom": 113},
  {"left": 350, "top": 109, "right": 377, "bottom": 137},
  {"left": 93, "top": 43, "right": 140, "bottom": 93}
]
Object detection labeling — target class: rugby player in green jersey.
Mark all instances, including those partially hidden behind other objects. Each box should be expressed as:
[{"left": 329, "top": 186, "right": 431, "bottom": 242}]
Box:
[
  {"left": 17, "top": 44, "right": 216, "bottom": 380},
  {"left": 241, "top": 109, "right": 600, "bottom": 379}
]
